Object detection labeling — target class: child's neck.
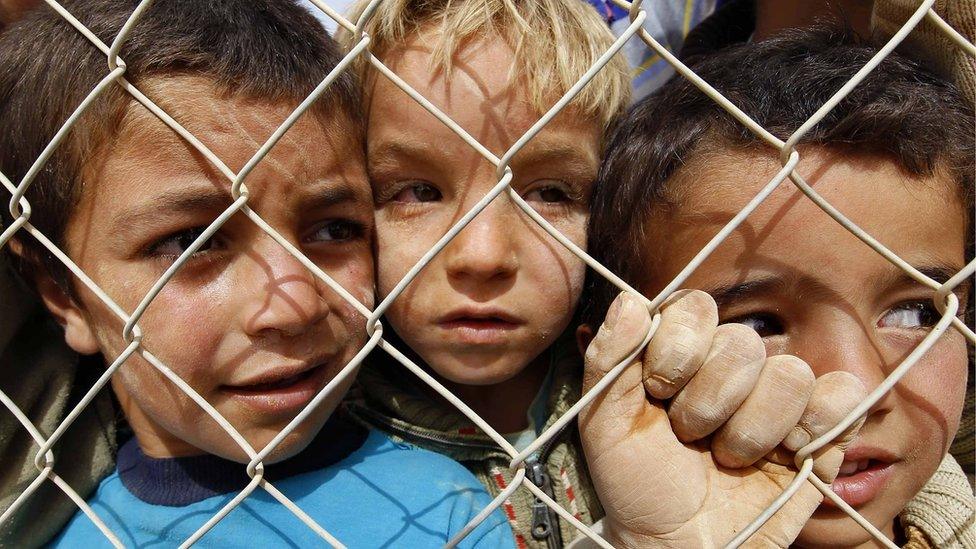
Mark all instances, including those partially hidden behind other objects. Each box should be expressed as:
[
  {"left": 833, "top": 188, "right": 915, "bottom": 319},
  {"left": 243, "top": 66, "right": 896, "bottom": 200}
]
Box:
[{"left": 443, "top": 354, "right": 550, "bottom": 435}]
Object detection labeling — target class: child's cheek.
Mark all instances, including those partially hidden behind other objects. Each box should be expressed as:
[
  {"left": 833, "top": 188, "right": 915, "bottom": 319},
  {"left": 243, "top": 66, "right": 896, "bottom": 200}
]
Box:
[
  {"left": 140, "top": 285, "right": 227, "bottom": 377},
  {"left": 899, "top": 334, "right": 968, "bottom": 441},
  {"left": 331, "top": 259, "right": 375, "bottom": 315},
  {"left": 376, "top": 241, "right": 420, "bottom": 296},
  {"left": 525, "top": 240, "right": 585, "bottom": 325},
  {"left": 544, "top": 211, "right": 587, "bottom": 244}
]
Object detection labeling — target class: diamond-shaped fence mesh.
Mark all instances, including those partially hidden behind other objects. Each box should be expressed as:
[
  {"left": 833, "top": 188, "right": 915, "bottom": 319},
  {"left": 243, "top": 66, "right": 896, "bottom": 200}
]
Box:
[{"left": 0, "top": 0, "right": 973, "bottom": 547}]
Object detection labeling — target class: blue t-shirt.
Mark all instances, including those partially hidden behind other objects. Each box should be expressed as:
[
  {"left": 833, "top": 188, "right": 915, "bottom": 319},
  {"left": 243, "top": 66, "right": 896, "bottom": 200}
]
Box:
[{"left": 53, "top": 429, "right": 515, "bottom": 548}]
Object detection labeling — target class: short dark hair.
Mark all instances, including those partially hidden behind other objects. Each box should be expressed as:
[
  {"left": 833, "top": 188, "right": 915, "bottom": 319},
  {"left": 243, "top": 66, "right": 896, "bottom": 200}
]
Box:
[
  {"left": 0, "top": 0, "right": 361, "bottom": 289},
  {"left": 583, "top": 26, "right": 975, "bottom": 327}
]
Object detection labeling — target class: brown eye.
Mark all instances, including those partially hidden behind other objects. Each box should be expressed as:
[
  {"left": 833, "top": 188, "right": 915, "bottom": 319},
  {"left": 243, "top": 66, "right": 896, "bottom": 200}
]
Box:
[
  {"left": 308, "top": 220, "right": 365, "bottom": 242},
  {"left": 525, "top": 183, "right": 571, "bottom": 204},
  {"left": 538, "top": 188, "right": 568, "bottom": 202},
  {"left": 150, "top": 227, "right": 218, "bottom": 258},
  {"left": 724, "top": 313, "right": 785, "bottom": 338},
  {"left": 394, "top": 183, "right": 441, "bottom": 203}
]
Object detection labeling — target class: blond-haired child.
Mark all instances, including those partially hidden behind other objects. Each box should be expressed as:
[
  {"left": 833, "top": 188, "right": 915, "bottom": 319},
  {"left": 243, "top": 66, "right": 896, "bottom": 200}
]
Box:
[{"left": 336, "top": 1, "right": 629, "bottom": 545}]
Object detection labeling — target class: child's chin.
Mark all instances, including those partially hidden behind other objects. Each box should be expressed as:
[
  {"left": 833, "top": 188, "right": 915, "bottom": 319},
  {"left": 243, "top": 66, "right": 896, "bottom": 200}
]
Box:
[
  {"left": 215, "top": 424, "right": 321, "bottom": 465},
  {"left": 263, "top": 427, "right": 323, "bottom": 461},
  {"left": 431, "top": 351, "right": 543, "bottom": 387},
  {"left": 798, "top": 508, "right": 892, "bottom": 548},
  {"left": 438, "top": 364, "right": 525, "bottom": 387}
]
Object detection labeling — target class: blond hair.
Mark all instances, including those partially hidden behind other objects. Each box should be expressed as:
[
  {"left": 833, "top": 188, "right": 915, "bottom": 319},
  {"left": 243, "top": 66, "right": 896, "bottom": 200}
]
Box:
[{"left": 339, "top": 0, "right": 631, "bottom": 127}]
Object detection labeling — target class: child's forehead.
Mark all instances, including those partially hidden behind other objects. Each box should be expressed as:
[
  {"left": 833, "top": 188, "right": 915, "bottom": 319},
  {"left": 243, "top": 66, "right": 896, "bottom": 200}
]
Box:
[
  {"left": 75, "top": 77, "right": 368, "bottom": 217},
  {"left": 373, "top": 27, "right": 599, "bottom": 133},
  {"left": 374, "top": 37, "right": 523, "bottom": 125},
  {"left": 110, "top": 76, "right": 360, "bottom": 174},
  {"left": 667, "top": 147, "right": 960, "bottom": 216},
  {"left": 389, "top": 23, "right": 519, "bottom": 88},
  {"left": 647, "top": 147, "right": 966, "bottom": 292},
  {"left": 368, "top": 40, "right": 601, "bottom": 164},
  {"left": 121, "top": 77, "right": 327, "bottom": 149}
]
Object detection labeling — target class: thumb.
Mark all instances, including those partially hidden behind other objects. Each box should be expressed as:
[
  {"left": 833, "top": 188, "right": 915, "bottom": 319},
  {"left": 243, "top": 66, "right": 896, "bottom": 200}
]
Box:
[{"left": 580, "top": 291, "right": 654, "bottom": 444}]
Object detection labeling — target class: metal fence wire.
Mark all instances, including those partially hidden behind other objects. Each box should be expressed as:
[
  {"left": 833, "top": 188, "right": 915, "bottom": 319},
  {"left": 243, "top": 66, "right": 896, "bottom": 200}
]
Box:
[{"left": 0, "top": 0, "right": 974, "bottom": 547}]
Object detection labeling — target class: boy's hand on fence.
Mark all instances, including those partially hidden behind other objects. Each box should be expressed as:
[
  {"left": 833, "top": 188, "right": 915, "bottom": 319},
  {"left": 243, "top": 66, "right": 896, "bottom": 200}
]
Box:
[{"left": 578, "top": 291, "right": 866, "bottom": 548}]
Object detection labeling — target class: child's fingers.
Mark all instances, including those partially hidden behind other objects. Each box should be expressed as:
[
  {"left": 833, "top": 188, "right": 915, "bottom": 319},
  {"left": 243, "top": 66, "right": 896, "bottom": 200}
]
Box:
[
  {"left": 782, "top": 371, "right": 867, "bottom": 481},
  {"left": 580, "top": 292, "right": 654, "bottom": 444},
  {"left": 783, "top": 371, "right": 867, "bottom": 451},
  {"left": 668, "top": 323, "right": 766, "bottom": 442},
  {"left": 712, "top": 355, "right": 815, "bottom": 469},
  {"left": 641, "top": 290, "right": 718, "bottom": 399}
]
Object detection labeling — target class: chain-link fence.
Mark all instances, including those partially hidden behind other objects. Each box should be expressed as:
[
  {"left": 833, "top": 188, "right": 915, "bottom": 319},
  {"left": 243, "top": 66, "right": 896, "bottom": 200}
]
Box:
[{"left": 0, "top": 0, "right": 973, "bottom": 547}]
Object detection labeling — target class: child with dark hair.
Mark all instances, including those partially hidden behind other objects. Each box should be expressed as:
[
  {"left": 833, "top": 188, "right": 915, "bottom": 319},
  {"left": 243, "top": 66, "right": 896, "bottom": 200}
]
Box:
[
  {"left": 583, "top": 26, "right": 974, "bottom": 547},
  {"left": 0, "top": 1, "right": 513, "bottom": 546}
]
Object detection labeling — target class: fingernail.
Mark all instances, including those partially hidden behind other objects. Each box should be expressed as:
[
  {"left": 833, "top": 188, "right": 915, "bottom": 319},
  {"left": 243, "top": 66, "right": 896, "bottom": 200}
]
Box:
[
  {"left": 605, "top": 292, "right": 635, "bottom": 328},
  {"left": 785, "top": 426, "right": 811, "bottom": 450}
]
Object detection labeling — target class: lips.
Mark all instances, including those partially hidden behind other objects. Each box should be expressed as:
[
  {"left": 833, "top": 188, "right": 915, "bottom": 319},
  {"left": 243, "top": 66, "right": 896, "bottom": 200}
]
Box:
[
  {"left": 437, "top": 306, "right": 524, "bottom": 345},
  {"left": 826, "top": 447, "right": 897, "bottom": 508},
  {"left": 226, "top": 367, "right": 318, "bottom": 393},
  {"left": 221, "top": 360, "right": 333, "bottom": 416}
]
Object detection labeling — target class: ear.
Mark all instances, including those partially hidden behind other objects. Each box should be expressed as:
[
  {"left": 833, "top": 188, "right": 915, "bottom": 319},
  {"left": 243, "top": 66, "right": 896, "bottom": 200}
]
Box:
[
  {"left": 35, "top": 274, "right": 99, "bottom": 355},
  {"left": 575, "top": 323, "right": 594, "bottom": 357},
  {"left": 12, "top": 237, "right": 102, "bottom": 356}
]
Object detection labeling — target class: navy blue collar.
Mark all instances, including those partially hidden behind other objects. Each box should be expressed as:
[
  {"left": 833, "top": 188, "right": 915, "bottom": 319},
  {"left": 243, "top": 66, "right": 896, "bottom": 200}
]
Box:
[{"left": 117, "top": 415, "right": 368, "bottom": 506}]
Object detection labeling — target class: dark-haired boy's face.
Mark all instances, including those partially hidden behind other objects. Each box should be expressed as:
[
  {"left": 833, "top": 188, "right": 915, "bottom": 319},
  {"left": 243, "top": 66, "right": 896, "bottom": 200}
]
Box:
[
  {"left": 45, "top": 78, "right": 374, "bottom": 463},
  {"left": 639, "top": 149, "right": 968, "bottom": 547}
]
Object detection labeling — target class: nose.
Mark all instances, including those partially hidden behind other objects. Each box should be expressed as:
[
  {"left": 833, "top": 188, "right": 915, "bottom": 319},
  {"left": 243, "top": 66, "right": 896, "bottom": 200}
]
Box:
[
  {"left": 793, "top": 315, "right": 892, "bottom": 415},
  {"left": 443, "top": 196, "right": 519, "bottom": 286},
  {"left": 239, "top": 237, "right": 331, "bottom": 338}
]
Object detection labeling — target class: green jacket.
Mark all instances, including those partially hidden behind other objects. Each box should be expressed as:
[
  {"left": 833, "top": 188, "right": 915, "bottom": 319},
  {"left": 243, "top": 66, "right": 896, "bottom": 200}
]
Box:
[
  {"left": 0, "top": 258, "right": 117, "bottom": 547},
  {"left": 346, "top": 344, "right": 603, "bottom": 549}
]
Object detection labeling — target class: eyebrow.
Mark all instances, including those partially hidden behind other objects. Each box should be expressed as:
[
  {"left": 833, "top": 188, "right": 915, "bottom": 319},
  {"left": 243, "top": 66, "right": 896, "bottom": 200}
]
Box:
[
  {"left": 111, "top": 186, "right": 232, "bottom": 233},
  {"left": 706, "top": 276, "right": 788, "bottom": 309},
  {"left": 707, "top": 271, "right": 847, "bottom": 308},
  {"left": 112, "top": 181, "right": 364, "bottom": 233},
  {"left": 295, "top": 183, "right": 364, "bottom": 212},
  {"left": 883, "top": 265, "right": 971, "bottom": 296},
  {"left": 369, "top": 137, "right": 598, "bottom": 185},
  {"left": 511, "top": 143, "right": 597, "bottom": 176},
  {"left": 369, "top": 140, "right": 445, "bottom": 171},
  {"left": 706, "top": 264, "right": 970, "bottom": 309}
]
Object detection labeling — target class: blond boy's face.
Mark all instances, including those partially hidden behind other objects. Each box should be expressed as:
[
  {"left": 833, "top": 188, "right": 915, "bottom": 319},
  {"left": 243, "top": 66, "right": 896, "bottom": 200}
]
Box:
[
  {"left": 55, "top": 78, "right": 374, "bottom": 462},
  {"left": 366, "top": 33, "right": 601, "bottom": 387},
  {"left": 641, "top": 149, "right": 969, "bottom": 547}
]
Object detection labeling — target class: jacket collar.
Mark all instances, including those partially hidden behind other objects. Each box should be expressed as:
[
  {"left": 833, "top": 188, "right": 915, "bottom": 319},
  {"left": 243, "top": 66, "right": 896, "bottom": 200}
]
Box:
[{"left": 348, "top": 336, "right": 583, "bottom": 461}]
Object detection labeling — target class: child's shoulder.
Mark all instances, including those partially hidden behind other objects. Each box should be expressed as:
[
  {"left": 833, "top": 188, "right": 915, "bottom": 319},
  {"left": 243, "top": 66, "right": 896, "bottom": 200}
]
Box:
[
  {"left": 279, "top": 430, "right": 514, "bottom": 548},
  {"left": 50, "top": 469, "right": 156, "bottom": 546},
  {"left": 52, "top": 430, "right": 513, "bottom": 548},
  {"left": 312, "top": 429, "right": 491, "bottom": 498},
  {"left": 326, "top": 430, "right": 514, "bottom": 548}
]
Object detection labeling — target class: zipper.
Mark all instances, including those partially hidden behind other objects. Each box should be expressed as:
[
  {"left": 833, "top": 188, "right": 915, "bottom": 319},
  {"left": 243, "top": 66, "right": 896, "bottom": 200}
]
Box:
[
  {"left": 527, "top": 421, "right": 567, "bottom": 548},
  {"left": 526, "top": 454, "right": 563, "bottom": 548}
]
